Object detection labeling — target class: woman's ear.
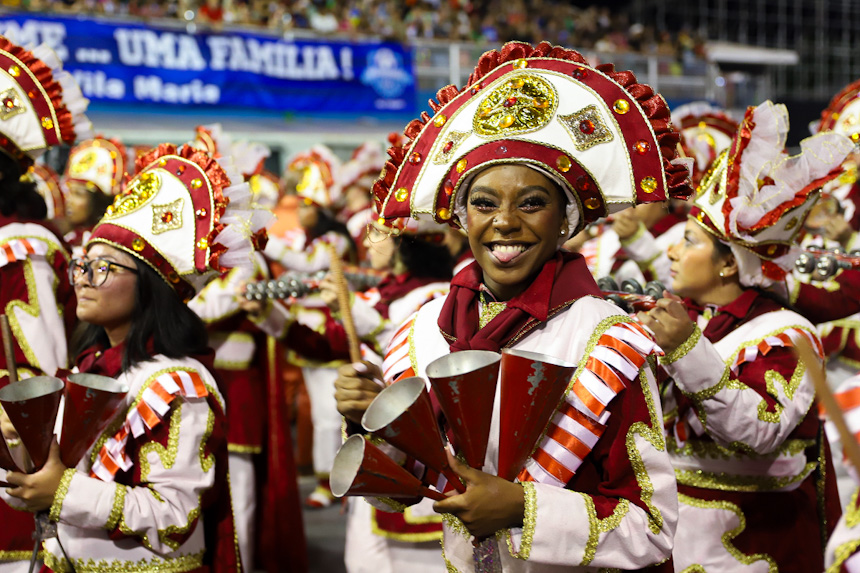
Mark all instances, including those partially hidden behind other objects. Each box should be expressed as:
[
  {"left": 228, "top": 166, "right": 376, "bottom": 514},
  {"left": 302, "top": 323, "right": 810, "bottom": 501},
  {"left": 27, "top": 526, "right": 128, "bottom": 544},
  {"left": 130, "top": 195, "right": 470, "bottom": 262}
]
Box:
[{"left": 720, "top": 252, "right": 739, "bottom": 279}]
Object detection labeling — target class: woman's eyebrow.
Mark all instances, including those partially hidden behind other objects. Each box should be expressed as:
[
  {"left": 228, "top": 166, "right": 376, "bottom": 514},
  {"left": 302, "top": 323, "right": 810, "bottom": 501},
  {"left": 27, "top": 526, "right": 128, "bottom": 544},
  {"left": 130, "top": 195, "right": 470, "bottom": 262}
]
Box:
[
  {"left": 469, "top": 186, "right": 500, "bottom": 197},
  {"left": 517, "top": 185, "right": 552, "bottom": 197}
]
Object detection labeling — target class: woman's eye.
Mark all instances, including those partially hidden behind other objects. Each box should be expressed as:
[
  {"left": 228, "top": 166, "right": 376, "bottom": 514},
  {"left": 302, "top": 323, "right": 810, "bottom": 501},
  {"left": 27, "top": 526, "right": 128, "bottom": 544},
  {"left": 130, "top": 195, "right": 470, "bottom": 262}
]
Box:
[
  {"left": 520, "top": 197, "right": 548, "bottom": 212},
  {"left": 469, "top": 198, "right": 497, "bottom": 212}
]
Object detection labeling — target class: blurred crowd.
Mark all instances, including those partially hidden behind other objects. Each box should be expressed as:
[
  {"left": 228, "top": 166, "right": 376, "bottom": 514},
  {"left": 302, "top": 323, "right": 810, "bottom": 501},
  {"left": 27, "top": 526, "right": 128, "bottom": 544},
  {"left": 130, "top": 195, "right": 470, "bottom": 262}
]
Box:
[{"left": 8, "top": 0, "right": 707, "bottom": 60}]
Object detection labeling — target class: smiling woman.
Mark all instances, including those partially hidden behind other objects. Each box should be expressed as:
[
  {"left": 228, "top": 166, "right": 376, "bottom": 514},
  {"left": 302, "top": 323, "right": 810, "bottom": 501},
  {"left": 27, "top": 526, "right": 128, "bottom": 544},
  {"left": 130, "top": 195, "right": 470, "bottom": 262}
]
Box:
[{"left": 334, "top": 41, "right": 693, "bottom": 573}]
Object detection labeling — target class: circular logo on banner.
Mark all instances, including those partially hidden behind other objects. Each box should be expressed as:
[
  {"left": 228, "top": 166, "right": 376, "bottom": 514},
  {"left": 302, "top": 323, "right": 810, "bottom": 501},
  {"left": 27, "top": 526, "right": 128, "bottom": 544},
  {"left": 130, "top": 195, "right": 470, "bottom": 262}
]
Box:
[{"left": 361, "top": 48, "right": 412, "bottom": 99}]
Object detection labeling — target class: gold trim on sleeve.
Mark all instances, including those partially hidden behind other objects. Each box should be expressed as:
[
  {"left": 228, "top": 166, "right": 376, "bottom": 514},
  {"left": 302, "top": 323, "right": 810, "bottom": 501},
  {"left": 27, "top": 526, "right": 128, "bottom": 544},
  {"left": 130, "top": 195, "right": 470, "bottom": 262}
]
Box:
[
  {"left": 580, "top": 493, "right": 631, "bottom": 567},
  {"left": 48, "top": 468, "right": 76, "bottom": 522},
  {"left": 502, "top": 481, "right": 536, "bottom": 560},
  {"left": 42, "top": 549, "right": 205, "bottom": 573},
  {"left": 618, "top": 222, "right": 646, "bottom": 246},
  {"left": 828, "top": 538, "right": 860, "bottom": 573},
  {"left": 662, "top": 325, "right": 701, "bottom": 365},
  {"left": 104, "top": 484, "right": 127, "bottom": 530}
]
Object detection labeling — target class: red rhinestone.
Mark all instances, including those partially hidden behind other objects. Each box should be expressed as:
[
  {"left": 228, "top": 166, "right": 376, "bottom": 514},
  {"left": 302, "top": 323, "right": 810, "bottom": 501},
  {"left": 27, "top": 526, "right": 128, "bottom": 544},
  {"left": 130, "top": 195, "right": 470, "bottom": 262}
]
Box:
[
  {"left": 576, "top": 176, "right": 592, "bottom": 192},
  {"left": 161, "top": 212, "right": 173, "bottom": 223},
  {"left": 503, "top": 96, "right": 518, "bottom": 108},
  {"left": 4, "top": 98, "right": 14, "bottom": 108},
  {"left": 409, "top": 152, "right": 422, "bottom": 164},
  {"left": 579, "top": 120, "right": 595, "bottom": 134},
  {"left": 443, "top": 180, "right": 454, "bottom": 195},
  {"left": 572, "top": 68, "right": 588, "bottom": 80},
  {"left": 443, "top": 141, "right": 454, "bottom": 154},
  {"left": 470, "top": 82, "right": 482, "bottom": 95},
  {"left": 176, "top": 165, "right": 186, "bottom": 175},
  {"left": 633, "top": 140, "right": 650, "bottom": 155}
]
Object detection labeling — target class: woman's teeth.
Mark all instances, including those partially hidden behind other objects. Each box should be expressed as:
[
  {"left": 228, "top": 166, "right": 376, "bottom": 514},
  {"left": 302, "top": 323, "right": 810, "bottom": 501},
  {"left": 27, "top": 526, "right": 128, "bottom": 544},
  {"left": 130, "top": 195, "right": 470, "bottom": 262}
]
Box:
[{"left": 492, "top": 244, "right": 527, "bottom": 263}]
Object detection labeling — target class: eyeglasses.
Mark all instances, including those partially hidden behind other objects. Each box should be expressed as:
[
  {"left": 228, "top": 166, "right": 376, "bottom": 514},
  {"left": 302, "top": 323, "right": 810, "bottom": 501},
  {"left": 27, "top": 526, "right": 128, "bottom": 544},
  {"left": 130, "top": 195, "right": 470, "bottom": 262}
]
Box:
[{"left": 68, "top": 257, "right": 138, "bottom": 287}]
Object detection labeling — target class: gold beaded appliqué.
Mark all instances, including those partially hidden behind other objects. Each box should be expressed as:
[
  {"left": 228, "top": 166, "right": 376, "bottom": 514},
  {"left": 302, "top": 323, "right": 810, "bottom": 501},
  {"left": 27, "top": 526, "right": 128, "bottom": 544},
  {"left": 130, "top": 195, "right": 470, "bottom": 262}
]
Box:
[
  {"left": 49, "top": 468, "right": 76, "bottom": 522},
  {"left": 433, "top": 130, "right": 470, "bottom": 165},
  {"left": 0, "top": 87, "right": 25, "bottom": 121},
  {"left": 473, "top": 73, "right": 558, "bottom": 137},
  {"left": 559, "top": 105, "right": 614, "bottom": 152},
  {"left": 105, "top": 171, "right": 162, "bottom": 218},
  {"left": 151, "top": 197, "right": 183, "bottom": 235}
]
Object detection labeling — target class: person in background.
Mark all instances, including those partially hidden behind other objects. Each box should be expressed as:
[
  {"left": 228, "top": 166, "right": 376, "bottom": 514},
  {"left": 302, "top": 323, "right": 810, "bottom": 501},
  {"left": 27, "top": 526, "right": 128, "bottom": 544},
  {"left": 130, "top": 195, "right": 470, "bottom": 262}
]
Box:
[
  {"left": 62, "top": 136, "right": 127, "bottom": 258},
  {"left": 638, "top": 101, "right": 851, "bottom": 572}
]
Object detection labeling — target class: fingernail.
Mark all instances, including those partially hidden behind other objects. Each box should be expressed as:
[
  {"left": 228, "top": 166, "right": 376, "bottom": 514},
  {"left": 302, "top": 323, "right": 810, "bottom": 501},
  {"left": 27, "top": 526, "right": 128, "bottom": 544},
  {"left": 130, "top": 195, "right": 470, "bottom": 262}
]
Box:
[{"left": 353, "top": 362, "right": 368, "bottom": 374}]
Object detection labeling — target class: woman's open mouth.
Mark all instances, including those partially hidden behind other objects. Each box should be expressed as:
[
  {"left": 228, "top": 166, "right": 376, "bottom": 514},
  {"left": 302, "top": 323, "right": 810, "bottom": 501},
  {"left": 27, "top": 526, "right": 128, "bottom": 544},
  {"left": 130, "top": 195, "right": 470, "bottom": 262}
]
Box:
[{"left": 487, "top": 242, "right": 532, "bottom": 264}]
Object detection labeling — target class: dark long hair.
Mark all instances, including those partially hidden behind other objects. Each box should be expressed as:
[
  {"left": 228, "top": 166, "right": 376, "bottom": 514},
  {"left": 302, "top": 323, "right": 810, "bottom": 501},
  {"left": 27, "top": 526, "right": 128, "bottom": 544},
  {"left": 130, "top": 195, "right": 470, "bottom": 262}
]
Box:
[
  {"left": 0, "top": 153, "right": 47, "bottom": 220},
  {"left": 72, "top": 257, "right": 209, "bottom": 372},
  {"left": 397, "top": 235, "right": 454, "bottom": 281}
]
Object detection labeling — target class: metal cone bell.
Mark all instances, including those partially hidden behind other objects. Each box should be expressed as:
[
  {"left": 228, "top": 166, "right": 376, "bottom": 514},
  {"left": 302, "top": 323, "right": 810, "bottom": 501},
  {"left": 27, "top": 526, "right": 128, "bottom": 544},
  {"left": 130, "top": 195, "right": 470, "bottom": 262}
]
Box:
[
  {"left": 362, "top": 377, "right": 466, "bottom": 493},
  {"left": 497, "top": 349, "right": 576, "bottom": 482},
  {"left": 0, "top": 376, "right": 64, "bottom": 471},
  {"left": 330, "top": 434, "right": 445, "bottom": 501},
  {"left": 425, "top": 350, "right": 501, "bottom": 469},
  {"left": 60, "top": 373, "right": 129, "bottom": 469}
]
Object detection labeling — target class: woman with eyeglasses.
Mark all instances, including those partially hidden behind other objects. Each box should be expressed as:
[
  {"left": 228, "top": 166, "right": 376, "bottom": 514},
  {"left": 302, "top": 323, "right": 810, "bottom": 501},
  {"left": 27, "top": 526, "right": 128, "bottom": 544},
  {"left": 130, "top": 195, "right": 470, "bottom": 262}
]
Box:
[
  {"left": 334, "top": 42, "right": 692, "bottom": 572},
  {"left": 1, "top": 144, "right": 269, "bottom": 571}
]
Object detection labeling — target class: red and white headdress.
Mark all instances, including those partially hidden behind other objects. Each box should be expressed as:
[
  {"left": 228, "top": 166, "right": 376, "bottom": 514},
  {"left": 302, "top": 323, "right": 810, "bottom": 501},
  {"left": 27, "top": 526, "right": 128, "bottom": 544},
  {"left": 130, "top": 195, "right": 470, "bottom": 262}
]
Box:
[
  {"left": 671, "top": 102, "right": 738, "bottom": 185},
  {"left": 817, "top": 79, "right": 860, "bottom": 146},
  {"left": 692, "top": 101, "right": 853, "bottom": 288},
  {"left": 248, "top": 170, "right": 282, "bottom": 211},
  {"left": 64, "top": 137, "right": 127, "bottom": 196},
  {"left": 0, "top": 36, "right": 91, "bottom": 170},
  {"left": 288, "top": 145, "right": 342, "bottom": 209},
  {"left": 373, "top": 41, "right": 692, "bottom": 237},
  {"left": 88, "top": 144, "right": 272, "bottom": 301},
  {"left": 27, "top": 163, "right": 64, "bottom": 219},
  {"left": 340, "top": 141, "right": 385, "bottom": 191}
]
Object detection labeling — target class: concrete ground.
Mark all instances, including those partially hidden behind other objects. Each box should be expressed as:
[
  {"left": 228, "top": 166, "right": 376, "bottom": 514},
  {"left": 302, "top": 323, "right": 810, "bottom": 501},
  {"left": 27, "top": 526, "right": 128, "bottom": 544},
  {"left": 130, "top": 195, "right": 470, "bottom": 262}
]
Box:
[{"left": 299, "top": 476, "right": 348, "bottom": 573}]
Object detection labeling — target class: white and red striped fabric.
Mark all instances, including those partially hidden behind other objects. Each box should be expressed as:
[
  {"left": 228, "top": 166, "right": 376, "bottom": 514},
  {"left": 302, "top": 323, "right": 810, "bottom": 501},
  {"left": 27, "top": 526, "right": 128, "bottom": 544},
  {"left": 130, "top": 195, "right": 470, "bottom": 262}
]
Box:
[
  {"left": 90, "top": 370, "right": 209, "bottom": 482},
  {"left": 0, "top": 238, "right": 49, "bottom": 268},
  {"left": 729, "top": 327, "right": 823, "bottom": 374}
]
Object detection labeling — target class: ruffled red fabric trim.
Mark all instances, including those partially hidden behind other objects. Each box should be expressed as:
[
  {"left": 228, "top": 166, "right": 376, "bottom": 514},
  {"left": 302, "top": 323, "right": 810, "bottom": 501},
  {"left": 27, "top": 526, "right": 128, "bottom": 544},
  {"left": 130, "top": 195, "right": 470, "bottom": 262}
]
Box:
[{"left": 373, "top": 41, "right": 692, "bottom": 208}]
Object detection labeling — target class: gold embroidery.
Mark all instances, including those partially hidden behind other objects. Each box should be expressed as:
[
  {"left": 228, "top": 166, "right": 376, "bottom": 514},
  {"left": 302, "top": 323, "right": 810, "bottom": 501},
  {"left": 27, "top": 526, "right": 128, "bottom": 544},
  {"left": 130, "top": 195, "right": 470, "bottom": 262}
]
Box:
[
  {"left": 376, "top": 497, "right": 407, "bottom": 513},
  {"left": 441, "top": 535, "right": 462, "bottom": 573},
  {"left": 199, "top": 408, "right": 215, "bottom": 472},
  {"left": 680, "top": 566, "right": 707, "bottom": 572},
  {"left": 441, "top": 512, "right": 469, "bottom": 537},
  {"left": 48, "top": 468, "right": 76, "bottom": 522},
  {"left": 479, "top": 300, "right": 507, "bottom": 329},
  {"left": 559, "top": 105, "right": 614, "bottom": 151},
  {"left": 0, "top": 87, "right": 25, "bottom": 120},
  {"left": 43, "top": 549, "right": 204, "bottom": 573},
  {"left": 662, "top": 325, "right": 702, "bottom": 365},
  {"left": 753, "top": 364, "right": 808, "bottom": 423},
  {"left": 503, "top": 481, "right": 535, "bottom": 560},
  {"left": 432, "top": 130, "right": 470, "bottom": 164},
  {"left": 369, "top": 506, "right": 443, "bottom": 542},
  {"left": 0, "top": 551, "right": 34, "bottom": 561},
  {"left": 5, "top": 258, "right": 43, "bottom": 370},
  {"left": 151, "top": 197, "right": 183, "bottom": 235},
  {"left": 678, "top": 493, "right": 777, "bottom": 572},
  {"left": 158, "top": 506, "right": 201, "bottom": 551},
  {"left": 105, "top": 484, "right": 127, "bottom": 530},
  {"left": 675, "top": 462, "right": 816, "bottom": 492},
  {"left": 408, "top": 314, "right": 419, "bottom": 375},
  {"left": 666, "top": 436, "right": 813, "bottom": 460},
  {"left": 828, "top": 538, "right": 860, "bottom": 573},
  {"left": 226, "top": 443, "right": 262, "bottom": 454},
  {"left": 473, "top": 73, "right": 557, "bottom": 138},
  {"left": 846, "top": 487, "right": 860, "bottom": 528},
  {"left": 139, "top": 403, "right": 182, "bottom": 481},
  {"left": 104, "top": 171, "right": 161, "bottom": 218},
  {"left": 580, "top": 493, "right": 631, "bottom": 566}
]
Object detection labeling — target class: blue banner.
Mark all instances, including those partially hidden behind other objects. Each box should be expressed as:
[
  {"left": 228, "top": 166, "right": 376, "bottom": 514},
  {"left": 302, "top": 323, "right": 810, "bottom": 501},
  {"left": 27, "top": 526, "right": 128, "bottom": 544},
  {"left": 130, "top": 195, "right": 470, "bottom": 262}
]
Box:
[{"left": 0, "top": 13, "right": 416, "bottom": 114}]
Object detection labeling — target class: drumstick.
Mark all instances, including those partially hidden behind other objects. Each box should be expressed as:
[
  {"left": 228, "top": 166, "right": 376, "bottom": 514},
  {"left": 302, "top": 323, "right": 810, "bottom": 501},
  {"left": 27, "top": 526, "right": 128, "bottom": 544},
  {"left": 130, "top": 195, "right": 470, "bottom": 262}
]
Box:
[
  {"left": 326, "top": 245, "right": 362, "bottom": 363},
  {"left": 0, "top": 315, "right": 17, "bottom": 384},
  {"left": 795, "top": 339, "right": 860, "bottom": 474}
]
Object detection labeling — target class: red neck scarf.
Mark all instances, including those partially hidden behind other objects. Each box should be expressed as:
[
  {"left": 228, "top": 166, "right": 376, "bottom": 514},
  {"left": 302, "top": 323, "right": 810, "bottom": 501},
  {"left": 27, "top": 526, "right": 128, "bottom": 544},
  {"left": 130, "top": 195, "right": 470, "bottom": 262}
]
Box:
[
  {"left": 438, "top": 251, "right": 602, "bottom": 352},
  {"left": 684, "top": 289, "right": 784, "bottom": 342},
  {"left": 76, "top": 341, "right": 126, "bottom": 378}
]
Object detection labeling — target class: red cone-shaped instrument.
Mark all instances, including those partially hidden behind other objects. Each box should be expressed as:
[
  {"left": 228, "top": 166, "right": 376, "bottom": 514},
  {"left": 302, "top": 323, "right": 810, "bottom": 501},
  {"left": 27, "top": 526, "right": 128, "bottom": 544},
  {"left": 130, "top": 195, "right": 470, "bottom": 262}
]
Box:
[
  {"left": 426, "top": 350, "right": 500, "bottom": 469},
  {"left": 330, "top": 434, "right": 445, "bottom": 501},
  {"left": 60, "top": 373, "right": 129, "bottom": 469},
  {"left": 0, "top": 376, "right": 64, "bottom": 471},
  {"left": 497, "top": 349, "right": 576, "bottom": 481},
  {"left": 0, "top": 430, "right": 21, "bottom": 473},
  {"left": 362, "top": 377, "right": 466, "bottom": 493}
]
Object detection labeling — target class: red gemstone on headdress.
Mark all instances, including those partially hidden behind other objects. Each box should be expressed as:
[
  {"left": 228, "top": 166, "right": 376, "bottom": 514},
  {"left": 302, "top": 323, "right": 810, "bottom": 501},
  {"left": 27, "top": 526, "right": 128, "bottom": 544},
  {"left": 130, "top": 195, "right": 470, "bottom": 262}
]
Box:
[
  {"left": 470, "top": 83, "right": 482, "bottom": 95},
  {"left": 176, "top": 165, "right": 186, "bottom": 175},
  {"left": 3, "top": 98, "right": 14, "bottom": 109},
  {"left": 576, "top": 176, "right": 592, "bottom": 192},
  {"left": 409, "top": 152, "right": 422, "bottom": 164},
  {"left": 572, "top": 68, "right": 588, "bottom": 80},
  {"left": 161, "top": 212, "right": 173, "bottom": 223},
  {"left": 443, "top": 141, "right": 454, "bottom": 154},
  {"left": 633, "top": 140, "right": 650, "bottom": 154},
  {"left": 579, "top": 120, "right": 595, "bottom": 134},
  {"left": 503, "top": 97, "right": 518, "bottom": 108},
  {"left": 443, "top": 180, "right": 454, "bottom": 195}
]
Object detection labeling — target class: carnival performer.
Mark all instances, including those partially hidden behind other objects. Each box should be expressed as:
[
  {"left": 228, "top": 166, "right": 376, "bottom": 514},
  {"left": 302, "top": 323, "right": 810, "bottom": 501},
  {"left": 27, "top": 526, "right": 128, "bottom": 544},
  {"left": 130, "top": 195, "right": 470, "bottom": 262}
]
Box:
[
  {"left": 0, "top": 142, "right": 270, "bottom": 571},
  {"left": 62, "top": 136, "right": 127, "bottom": 258},
  {"left": 637, "top": 101, "right": 852, "bottom": 572},
  {"left": 258, "top": 146, "right": 357, "bottom": 508},
  {"left": 0, "top": 35, "right": 90, "bottom": 571},
  {"left": 188, "top": 132, "right": 307, "bottom": 573},
  {"left": 822, "top": 374, "right": 860, "bottom": 572},
  {"left": 613, "top": 102, "right": 738, "bottom": 286},
  {"left": 29, "top": 164, "right": 68, "bottom": 235},
  {"left": 340, "top": 140, "right": 385, "bottom": 261},
  {"left": 334, "top": 41, "right": 693, "bottom": 572}
]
